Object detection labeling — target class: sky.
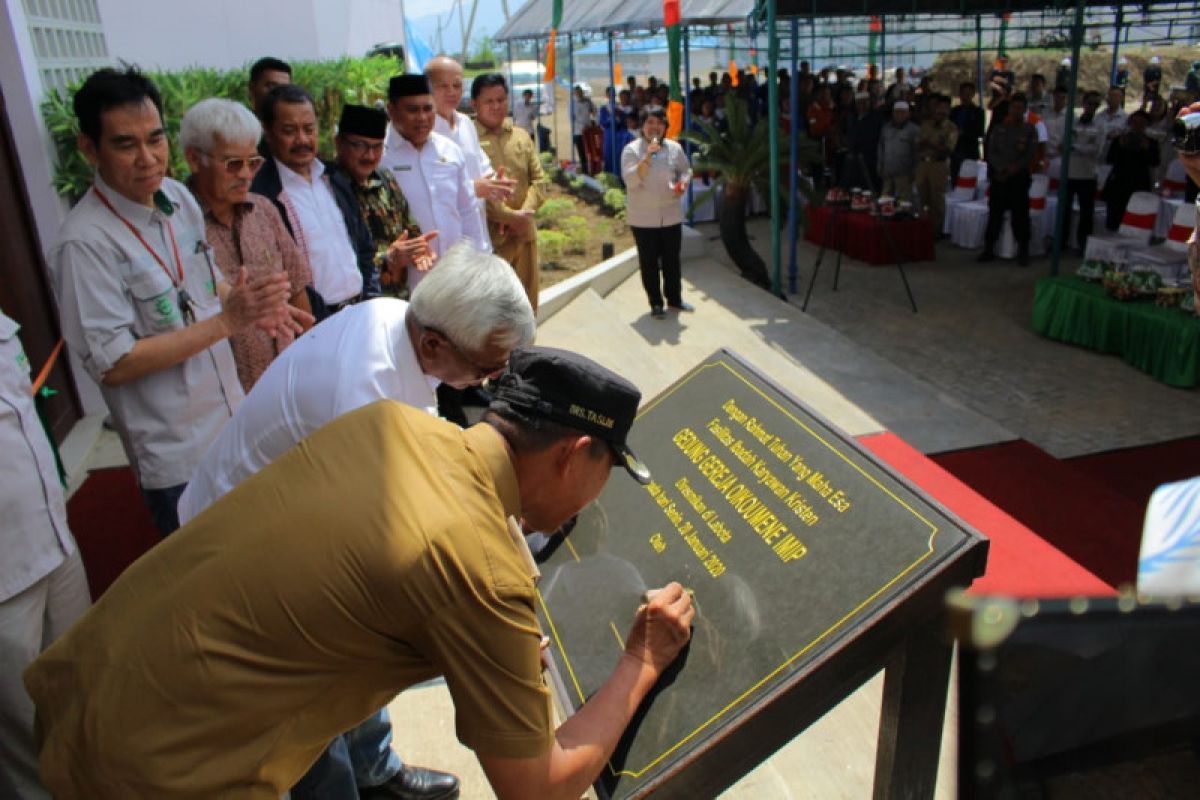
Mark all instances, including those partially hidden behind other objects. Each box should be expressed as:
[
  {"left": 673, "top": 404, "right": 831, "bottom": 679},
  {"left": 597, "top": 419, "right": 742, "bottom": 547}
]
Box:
[{"left": 406, "top": 0, "right": 511, "bottom": 54}]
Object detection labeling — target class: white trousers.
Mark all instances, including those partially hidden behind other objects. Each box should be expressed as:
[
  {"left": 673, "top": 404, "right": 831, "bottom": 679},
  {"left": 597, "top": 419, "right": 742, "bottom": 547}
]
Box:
[{"left": 0, "top": 549, "right": 90, "bottom": 799}]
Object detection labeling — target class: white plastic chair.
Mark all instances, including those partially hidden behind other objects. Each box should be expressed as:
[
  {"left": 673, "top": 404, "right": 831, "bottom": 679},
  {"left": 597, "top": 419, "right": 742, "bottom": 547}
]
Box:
[
  {"left": 1160, "top": 159, "right": 1188, "bottom": 196},
  {"left": 1046, "top": 157, "right": 1062, "bottom": 194},
  {"left": 1082, "top": 190, "right": 1161, "bottom": 264},
  {"left": 1123, "top": 201, "right": 1194, "bottom": 281},
  {"left": 943, "top": 159, "right": 980, "bottom": 234},
  {"left": 948, "top": 187, "right": 990, "bottom": 248}
]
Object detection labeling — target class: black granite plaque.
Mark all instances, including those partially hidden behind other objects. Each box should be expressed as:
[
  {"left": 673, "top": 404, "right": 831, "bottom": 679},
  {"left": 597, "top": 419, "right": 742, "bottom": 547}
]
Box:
[{"left": 536, "top": 350, "right": 985, "bottom": 799}]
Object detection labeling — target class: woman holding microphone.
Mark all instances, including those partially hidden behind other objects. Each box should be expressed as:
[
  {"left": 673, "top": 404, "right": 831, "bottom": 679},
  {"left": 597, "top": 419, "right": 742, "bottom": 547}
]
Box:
[{"left": 621, "top": 107, "right": 693, "bottom": 318}]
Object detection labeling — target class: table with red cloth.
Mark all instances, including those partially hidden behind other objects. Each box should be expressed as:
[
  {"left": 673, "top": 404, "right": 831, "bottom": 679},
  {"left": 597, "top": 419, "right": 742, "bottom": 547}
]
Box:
[{"left": 805, "top": 205, "right": 936, "bottom": 265}]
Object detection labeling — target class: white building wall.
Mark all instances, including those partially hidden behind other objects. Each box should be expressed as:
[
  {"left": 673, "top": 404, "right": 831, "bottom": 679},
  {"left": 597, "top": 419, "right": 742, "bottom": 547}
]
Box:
[
  {"left": 344, "top": 0, "right": 406, "bottom": 57},
  {"left": 97, "top": 0, "right": 407, "bottom": 71},
  {"left": 96, "top": 0, "right": 320, "bottom": 70},
  {"left": 2, "top": 0, "right": 109, "bottom": 413}
]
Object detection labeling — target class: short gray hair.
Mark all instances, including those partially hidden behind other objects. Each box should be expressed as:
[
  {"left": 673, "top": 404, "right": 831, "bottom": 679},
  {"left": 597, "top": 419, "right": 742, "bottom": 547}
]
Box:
[
  {"left": 409, "top": 242, "right": 536, "bottom": 351},
  {"left": 179, "top": 98, "right": 262, "bottom": 153}
]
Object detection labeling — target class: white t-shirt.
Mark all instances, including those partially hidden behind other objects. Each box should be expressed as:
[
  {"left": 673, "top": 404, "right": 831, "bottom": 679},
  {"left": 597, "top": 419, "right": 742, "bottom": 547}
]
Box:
[
  {"left": 434, "top": 111, "right": 492, "bottom": 239},
  {"left": 177, "top": 298, "right": 440, "bottom": 523},
  {"left": 276, "top": 159, "right": 362, "bottom": 305}
]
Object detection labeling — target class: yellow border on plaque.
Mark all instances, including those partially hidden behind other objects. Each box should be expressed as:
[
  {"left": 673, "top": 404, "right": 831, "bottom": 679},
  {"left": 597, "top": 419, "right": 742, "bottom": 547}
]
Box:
[{"left": 539, "top": 358, "right": 942, "bottom": 780}]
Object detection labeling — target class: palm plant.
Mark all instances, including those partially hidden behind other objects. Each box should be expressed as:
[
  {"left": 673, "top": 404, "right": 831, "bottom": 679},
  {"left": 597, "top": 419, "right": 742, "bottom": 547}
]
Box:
[{"left": 680, "top": 95, "right": 821, "bottom": 288}]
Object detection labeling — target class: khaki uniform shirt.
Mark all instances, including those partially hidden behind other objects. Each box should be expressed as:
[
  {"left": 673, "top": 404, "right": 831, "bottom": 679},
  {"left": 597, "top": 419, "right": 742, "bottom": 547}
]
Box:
[
  {"left": 476, "top": 118, "right": 545, "bottom": 245},
  {"left": 25, "top": 402, "right": 553, "bottom": 797},
  {"left": 916, "top": 118, "right": 958, "bottom": 162}
]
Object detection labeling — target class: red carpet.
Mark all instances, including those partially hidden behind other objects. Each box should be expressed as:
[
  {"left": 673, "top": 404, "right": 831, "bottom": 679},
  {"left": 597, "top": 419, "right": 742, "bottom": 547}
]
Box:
[
  {"left": 66, "top": 466, "right": 159, "bottom": 599},
  {"left": 860, "top": 432, "right": 1115, "bottom": 598},
  {"left": 928, "top": 440, "right": 1143, "bottom": 590},
  {"left": 68, "top": 437, "right": 1168, "bottom": 601},
  {"left": 1066, "top": 435, "right": 1200, "bottom": 510}
]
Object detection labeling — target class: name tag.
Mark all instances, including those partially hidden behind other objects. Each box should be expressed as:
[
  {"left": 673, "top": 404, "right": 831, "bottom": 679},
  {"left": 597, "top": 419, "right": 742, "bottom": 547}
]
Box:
[{"left": 392, "top": 165, "right": 413, "bottom": 172}]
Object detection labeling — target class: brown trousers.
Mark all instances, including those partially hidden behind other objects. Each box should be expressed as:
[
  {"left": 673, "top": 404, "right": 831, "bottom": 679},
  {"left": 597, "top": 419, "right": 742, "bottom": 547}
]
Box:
[{"left": 495, "top": 236, "right": 539, "bottom": 312}]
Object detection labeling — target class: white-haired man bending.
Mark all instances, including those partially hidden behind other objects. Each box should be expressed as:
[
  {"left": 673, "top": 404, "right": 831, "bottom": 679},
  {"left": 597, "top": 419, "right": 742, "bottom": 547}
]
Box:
[
  {"left": 180, "top": 98, "right": 313, "bottom": 392},
  {"left": 178, "top": 241, "right": 534, "bottom": 521}
]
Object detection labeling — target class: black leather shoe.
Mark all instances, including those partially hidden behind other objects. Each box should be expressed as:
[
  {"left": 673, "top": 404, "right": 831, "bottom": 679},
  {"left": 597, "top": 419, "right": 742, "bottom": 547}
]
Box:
[
  {"left": 651, "top": 305, "right": 666, "bottom": 319},
  {"left": 361, "top": 766, "right": 460, "bottom": 800},
  {"left": 668, "top": 301, "right": 695, "bottom": 312}
]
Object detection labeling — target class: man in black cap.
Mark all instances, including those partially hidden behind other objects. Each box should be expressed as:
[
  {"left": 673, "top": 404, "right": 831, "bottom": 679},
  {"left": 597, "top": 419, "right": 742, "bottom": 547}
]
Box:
[
  {"left": 26, "top": 345, "right": 694, "bottom": 799},
  {"left": 329, "top": 103, "right": 438, "bottom": 295},
  {"left": 381, "top": 74, "right": 488, "bottom": 291}
]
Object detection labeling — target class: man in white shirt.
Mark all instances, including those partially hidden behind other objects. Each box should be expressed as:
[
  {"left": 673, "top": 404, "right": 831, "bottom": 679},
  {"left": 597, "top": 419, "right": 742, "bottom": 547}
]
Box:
[
  {"left": 251, "top": 84, "right": 379, "bottom": 320},
  {"left": 1043, "top": 86, "right": 1069, "bottom": 159},
  {"left": 514, "top": 88, "right": 539, "bottom": 138},
  {"left": 425, "top": 55, "right": 515, "bottom": 236},
  {"left": 178, "top": 242, "right": 533, "bottom": 521},
  {"left": 381, "top": 74, "right": 490, "bottom": 287},
  {"left": 1097, "top": 85, "right": 1129, "bottom": 160}
]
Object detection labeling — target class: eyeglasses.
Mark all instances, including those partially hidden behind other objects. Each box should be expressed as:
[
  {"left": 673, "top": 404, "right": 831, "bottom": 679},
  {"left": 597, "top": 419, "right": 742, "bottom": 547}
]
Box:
[
  {"left": 341, "top": 137, "right": 385, "bottom": 155},
  {"left": 201, "top": 152, "right": 265, "bottom": 175},
  {"left": 424, "top": 325, "right": 508, "bottom": 380}
]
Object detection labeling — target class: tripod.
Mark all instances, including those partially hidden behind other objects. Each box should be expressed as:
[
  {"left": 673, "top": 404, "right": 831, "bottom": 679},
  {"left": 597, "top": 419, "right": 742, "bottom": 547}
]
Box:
[{"left": 801, "top": 149, "right": 919, "bottom": 313}]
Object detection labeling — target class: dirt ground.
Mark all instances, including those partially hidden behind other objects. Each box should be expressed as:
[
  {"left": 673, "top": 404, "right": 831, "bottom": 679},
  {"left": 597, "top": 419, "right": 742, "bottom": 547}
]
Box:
[
  {"left": 931, "top": 45, "right": 1199, "bottom": 107},
  {"left": 537, "top": 179, "right": 634, "bottom": 290}
]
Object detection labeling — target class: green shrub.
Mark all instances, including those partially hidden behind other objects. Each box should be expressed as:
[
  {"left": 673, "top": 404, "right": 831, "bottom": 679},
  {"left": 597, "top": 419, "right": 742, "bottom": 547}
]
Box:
[
  {"left": 537, "top": 229, "right": 568, "bottom": 261},
  {"left": 538, "top": 152, "right": 561, "bottom": 183},
  {"left": 559, "top": 215, "right": 590, "bottom": 254},
  {"left": 43, "top": 56, "right": 399, "bottom": 203},
  {"left": 534, "top": 197, "right": 575, "bottom": 227},
  {"left": 596, "top": 171, "right": 622, "bottom": 190},
  {"left": 602, "top": 187, "right": 626, "bottom": 216}
]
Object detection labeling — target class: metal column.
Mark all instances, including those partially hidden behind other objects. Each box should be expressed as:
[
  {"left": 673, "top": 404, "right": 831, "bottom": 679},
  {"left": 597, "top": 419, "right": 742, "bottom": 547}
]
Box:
[
  {"left": 768, "top": 0, "right": 782, "bottom": 295},
  {"left": 1110, "top": 5, "right": 1125, "bottom": 87},
  {"left": 607, "top": 34, "right": 618, "bottom": 177},
  {"left": 1052, "top": 0, "right": 1088, "bottom": 276},
  {"left": 788, "top": 17, "right": 800, "bottom": 293},
  {"left": 975, "top": 15, "right": 984, "bottom": 99},
  {"left": 683, "top": 27, "right": 695, "bottom": 221},
  {"left": 568, "top": 34, "right": 576, "bottom": 168}
]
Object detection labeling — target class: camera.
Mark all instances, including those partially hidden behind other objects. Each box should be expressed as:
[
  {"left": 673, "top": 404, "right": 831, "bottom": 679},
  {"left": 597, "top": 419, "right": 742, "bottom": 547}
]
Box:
[{"left": 1172, "top": 111, "right": 1200, "bottom": 155}]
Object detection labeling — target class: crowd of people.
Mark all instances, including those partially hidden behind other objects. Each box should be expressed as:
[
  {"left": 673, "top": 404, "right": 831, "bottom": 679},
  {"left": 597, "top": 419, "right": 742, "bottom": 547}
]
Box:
[
  {"left": 3, "top": 55, "right": 698, "bottom": 800},
  {"left": 586, "top": 55, "right": 1199, "bottom": 266}
]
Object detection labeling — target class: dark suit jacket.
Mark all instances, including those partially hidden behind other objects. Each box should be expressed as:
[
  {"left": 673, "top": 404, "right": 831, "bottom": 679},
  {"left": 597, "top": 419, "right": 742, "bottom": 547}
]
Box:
[{"left": 250, "top": 156, "right": 380, "bottom": 315}]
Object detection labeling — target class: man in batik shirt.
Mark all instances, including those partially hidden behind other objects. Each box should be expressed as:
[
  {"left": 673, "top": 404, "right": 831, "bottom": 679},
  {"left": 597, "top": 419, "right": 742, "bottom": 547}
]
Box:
[
  {"left": 181, "top": 98, "right": 313, "bottom": 390},
  {"left": 328, "top": 104, "right": 436, "bottom": 296}
]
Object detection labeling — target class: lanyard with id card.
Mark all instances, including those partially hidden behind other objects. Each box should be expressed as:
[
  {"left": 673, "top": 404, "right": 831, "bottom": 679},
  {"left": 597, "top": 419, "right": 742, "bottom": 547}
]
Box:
[{"left": 93, "top": 185, "right": 196, "bottom": 324}]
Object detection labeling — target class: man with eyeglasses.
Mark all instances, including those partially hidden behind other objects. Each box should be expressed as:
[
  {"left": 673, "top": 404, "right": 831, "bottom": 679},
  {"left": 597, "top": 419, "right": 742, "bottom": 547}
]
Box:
[
  {"left": 251, "top": 84, "right": 380, "bottom": 320},
  {"left": 181, "top": 98, "right": 313, "bottom": 391},
  {"left": 176, "top": 242, "right": 533, "bottom": 799},
  {"left": 329, "top": 104, "right": 438, "bottom": 296},
  {"left": 48, "top": 68, "right": 301, "bottom": 536}
]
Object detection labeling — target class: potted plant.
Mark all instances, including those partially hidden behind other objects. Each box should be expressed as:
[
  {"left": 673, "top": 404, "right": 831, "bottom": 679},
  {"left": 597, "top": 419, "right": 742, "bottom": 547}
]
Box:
[{"left": 680, "top": 95, "right": 819, "bottom": 288}]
